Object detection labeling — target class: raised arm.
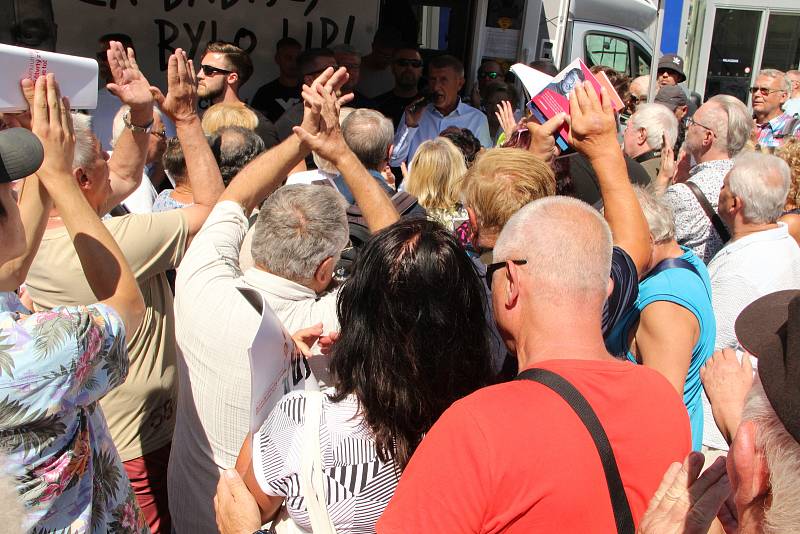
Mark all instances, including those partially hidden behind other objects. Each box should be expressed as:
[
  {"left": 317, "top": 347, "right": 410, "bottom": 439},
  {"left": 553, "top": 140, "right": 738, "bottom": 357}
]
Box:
[
  {"left": 568, "top": 81, "right": 651, "bottom": 277},
  {"left": 293, "top": 83, "right": 399, "bottom": 232},
  {"left": 220, "top": 67, "right": 352, "bottom": 215},
  {"left": 0, "top": 81, "right": 48, "bottom": 291},
  {"left": 152, "top": 48, "right": 224, "bottom": 238},
  {"left": 31, "top": 74, "right": 144, "bottom": 337},
  {"left": 101, "top": 41, "right": 156, "bottom": 215}
]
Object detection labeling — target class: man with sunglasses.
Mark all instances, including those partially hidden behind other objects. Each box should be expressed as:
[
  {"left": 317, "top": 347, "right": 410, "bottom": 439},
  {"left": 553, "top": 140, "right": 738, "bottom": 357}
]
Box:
[
  {"left": 375, "top": 46, "right": 424, "bottom": 128},
  {"left": 197, "top": 41, "right": 278, "bottom": 150},
  {"left": 470, "top": 59, "right": 503, "bottom": 110},
  {"left": 751, "top": 69, "right": 800, "bottom": 149}
]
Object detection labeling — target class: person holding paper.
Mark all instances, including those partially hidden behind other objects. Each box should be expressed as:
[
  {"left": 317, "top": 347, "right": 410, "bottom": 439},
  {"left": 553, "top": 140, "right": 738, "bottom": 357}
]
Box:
[
  {"left": 170, "top": 66, "right": 401, "bottom": 533},
  {"left": 1, "top": 74, "right": 147, "bottom": 533},
  {"left": 391, "top": 55, "right": 491, "bottom": 166},
  {"left": 23, "top": 45, "right": 225, "bottom": 534}
]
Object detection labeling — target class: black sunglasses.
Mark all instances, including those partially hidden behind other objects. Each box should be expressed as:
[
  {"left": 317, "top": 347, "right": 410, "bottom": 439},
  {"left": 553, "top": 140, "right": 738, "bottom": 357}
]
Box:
[
  {"left": 395, "top": 58, "right": 423, "bottom": 68},
  {"left": 479, "top": 71, "right": 500, "bottom": 80},
  {"left": 749, "top": 86, "right": 784, "bottom": 96},
  {"left": 201, "top": 64, "right": 233, "bottom": 76},
  {"left": 485, "top": 259, "right": 527, "bottom": 290}
]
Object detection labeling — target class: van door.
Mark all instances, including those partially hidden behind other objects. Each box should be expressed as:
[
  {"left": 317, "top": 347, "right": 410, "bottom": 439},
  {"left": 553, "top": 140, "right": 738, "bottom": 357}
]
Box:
[{"left": 571, "top": 21, "right": 653, "bottom": 78}]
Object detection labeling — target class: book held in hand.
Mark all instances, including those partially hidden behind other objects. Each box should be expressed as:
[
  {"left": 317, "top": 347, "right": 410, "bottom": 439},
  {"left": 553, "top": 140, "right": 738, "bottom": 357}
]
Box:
[{"left": 510, "top": 59, "right": 623, "bottom": 153}]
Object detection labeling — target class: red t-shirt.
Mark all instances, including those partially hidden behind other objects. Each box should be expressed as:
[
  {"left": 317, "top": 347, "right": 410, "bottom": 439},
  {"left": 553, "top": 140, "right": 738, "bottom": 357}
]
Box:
[{"left": 377, "top": 359, "right": 691, "bottom": 533}]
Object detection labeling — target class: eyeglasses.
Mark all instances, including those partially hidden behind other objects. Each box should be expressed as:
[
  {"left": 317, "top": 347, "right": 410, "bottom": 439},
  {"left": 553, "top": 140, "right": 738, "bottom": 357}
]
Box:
[
  {"left": 684, "top": 116, "right": 715, "bottom": 133},
  {"left": 485, "top": 259, "right": 527, "bottom": 290},
  {"left": 478, "top": 71, "right": 500, "bottom": 80},
  {"left": 394, "top": 58, "right": 423, "bottom": 68},
  {"left": 200, "top": 64, "right": 233, "bottom": 76},
  {"left": 749, "top": 86, "right": 785, "bottom": 97}
]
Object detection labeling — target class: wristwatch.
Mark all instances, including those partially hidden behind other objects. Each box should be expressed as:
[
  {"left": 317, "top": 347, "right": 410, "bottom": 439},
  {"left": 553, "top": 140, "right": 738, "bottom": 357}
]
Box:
[{"left": 122, "top": 110, "right": 154, "bottom": 134}]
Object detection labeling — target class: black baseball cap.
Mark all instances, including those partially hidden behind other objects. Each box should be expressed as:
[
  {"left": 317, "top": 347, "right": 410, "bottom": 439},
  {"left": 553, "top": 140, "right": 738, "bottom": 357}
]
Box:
[{"left": 0, "top": 128, "right": 44, "bottom": 183}]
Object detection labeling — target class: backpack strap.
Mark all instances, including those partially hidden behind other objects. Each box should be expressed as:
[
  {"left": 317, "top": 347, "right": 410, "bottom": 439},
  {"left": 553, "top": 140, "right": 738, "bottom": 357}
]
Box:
[
  {"left": 775, "top": 116, "right": 800, "bottom": 139},
  {"left": 684, "top": 181, "right": 731, "bottom": 243},
  {"left": 515, "top": 368, "right": 635, "bottom": 534},
  {"left": 645, "top": 257, "right": 700, "bottom": 281}
]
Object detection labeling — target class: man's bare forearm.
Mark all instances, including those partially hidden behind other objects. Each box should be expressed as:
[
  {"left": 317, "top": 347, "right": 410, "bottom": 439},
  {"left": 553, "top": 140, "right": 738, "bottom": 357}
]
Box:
[
  {"left": 0, "top": 176, "right": 51, "bottom": 290},
  {"left": 592, "top": 151, "right": 650, "bottom": 277},
  {"left": 177, "top": 117, "right": 224, "bottom": 208}
]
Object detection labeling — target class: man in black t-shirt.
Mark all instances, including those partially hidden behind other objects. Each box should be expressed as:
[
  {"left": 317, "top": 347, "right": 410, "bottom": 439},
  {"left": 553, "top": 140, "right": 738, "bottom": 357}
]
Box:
[
  {"left": 250, "top": 37, "right": 302, "bottom": 123},
  {"left": 375, "top": 46, "right": 423, "bottom": 128}
]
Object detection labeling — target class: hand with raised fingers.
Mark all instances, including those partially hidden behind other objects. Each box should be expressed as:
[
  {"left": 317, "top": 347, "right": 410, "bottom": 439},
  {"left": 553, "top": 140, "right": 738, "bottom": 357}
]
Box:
[
  {"left": 294, "top": 83, "right": 351, "bottom": 165},
  {"left": 672, "top": 147, "right": 692, "bottom": 184},
  {"left": 567, "top": 80, "right": 619, "bottom": 161},
  {"left": 299, "top": 67, "right": 352, "bottom": 135},
  {"left": 29, "top": 74, "right": 75, "bottom": 184},
  {"left": 701, "top": 348, "right": 754, "bottom": 444},
  {"left": 105, "top": 41, "right": 154, "bottom": 113},
  {"left": 654, "top": 133, "right": 676, "bottom": 192},
  {"left": 151, "top": 48, "right": 198, "bottom": 124},
  {"left": 638, "top": 453, "right": 733, "bottom": 534},
  {"left": 495, "top": 100, "right": 518, "bottom": 141},
  {"left": 525, "top": 113, "right": 566, "bottom": 165}
]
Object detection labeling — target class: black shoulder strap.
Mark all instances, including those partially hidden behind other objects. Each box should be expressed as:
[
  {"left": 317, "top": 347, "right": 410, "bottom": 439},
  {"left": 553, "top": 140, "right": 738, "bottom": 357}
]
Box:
[
  {"left": 515, "top": 368, "right": 635, "bottom": 534},
  {"left": 684, "top": 181, "right": 731, "bottom": 243},
  {"left": 645, "top": 257, "right": 700, "bottom": 281}
]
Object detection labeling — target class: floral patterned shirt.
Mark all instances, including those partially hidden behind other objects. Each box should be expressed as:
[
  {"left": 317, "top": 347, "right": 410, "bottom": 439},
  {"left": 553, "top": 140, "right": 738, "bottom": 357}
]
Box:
[
  {"left": 664, "top": 159, "right": 734, "bottom": 264},
  {"left": 0, "top": 291, "right": 147, "bottom": 533}
]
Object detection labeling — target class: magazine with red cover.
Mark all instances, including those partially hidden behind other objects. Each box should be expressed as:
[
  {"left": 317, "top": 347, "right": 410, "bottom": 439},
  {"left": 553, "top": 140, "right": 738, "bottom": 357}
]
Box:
[{"left": 511, "top": 59, "right": 623, "bottom": 152}]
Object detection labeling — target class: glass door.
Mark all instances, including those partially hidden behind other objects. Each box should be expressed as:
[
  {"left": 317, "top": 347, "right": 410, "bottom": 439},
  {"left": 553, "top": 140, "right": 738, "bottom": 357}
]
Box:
[
  {"left": 704, "top": 8, "right": 761, "bottom": 102},
  {"left": 761, "top": 13, "right": 800, "bottom": 71}
]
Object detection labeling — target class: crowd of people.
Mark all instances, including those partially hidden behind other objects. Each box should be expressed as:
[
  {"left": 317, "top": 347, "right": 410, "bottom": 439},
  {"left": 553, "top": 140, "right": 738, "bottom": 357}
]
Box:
[{"left": 0, "top": 30, "right": 799, "bottom": 534}]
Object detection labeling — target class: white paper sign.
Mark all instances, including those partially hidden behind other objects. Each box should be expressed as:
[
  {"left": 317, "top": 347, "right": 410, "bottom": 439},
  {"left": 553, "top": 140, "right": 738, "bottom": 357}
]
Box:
[
  {"left": 239, "top": 287, "right": 307, "bottom": 434},
  {"left": 0, "top": 44, "right": 98, "bottom": 112}
]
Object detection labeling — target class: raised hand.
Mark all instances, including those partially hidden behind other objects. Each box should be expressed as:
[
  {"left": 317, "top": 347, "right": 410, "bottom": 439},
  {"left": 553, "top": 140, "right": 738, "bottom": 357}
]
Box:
[
  {"left": 637, "top": 453, "right": 733, "bottom": 534},
  {"left": 294, "top": 82, "right": 350, "bottom": 164},
  {"left": 106, "top": 41, "right": 154, "bottom": 111},
  {"left": 567, "top": 81, "right": 619, "bottom": 161},
  {"left": 151, "top": 48, "right": 198, "bottom": 124},
  {"left": 654, "top": 133, "right": 676, "bottom": 192},
  {"left": 525, "top": 113, "right": 567, "bottom": 165},
  {"left": 29, "top": 74, "right": 75, "bottom": 183},
  {"left": 495, "top": 100, "right": 518, "bottom": 141},
  {"left": 701, "top": 348, "right": 754, "bottom": 444},
  {"left": 299, "top": 67, "right": 352, "bottom": 136}
]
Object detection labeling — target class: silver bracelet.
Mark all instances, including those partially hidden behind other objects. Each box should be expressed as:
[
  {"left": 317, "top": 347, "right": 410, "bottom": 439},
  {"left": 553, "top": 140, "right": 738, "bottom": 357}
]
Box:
[{"left": 122, "top": 110, "right": 154, "bottom": 134}]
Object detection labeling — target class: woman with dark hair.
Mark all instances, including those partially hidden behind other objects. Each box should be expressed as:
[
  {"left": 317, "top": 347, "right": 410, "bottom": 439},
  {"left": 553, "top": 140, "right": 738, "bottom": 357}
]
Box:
[{"left": 233, "top": 218, "right": 494, "bottom": 533}]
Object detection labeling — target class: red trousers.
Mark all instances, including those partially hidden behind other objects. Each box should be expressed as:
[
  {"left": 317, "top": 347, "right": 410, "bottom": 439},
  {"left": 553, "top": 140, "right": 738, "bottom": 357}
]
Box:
[{"left": 123, "top": 442, "right": 172, "bottom": 534}]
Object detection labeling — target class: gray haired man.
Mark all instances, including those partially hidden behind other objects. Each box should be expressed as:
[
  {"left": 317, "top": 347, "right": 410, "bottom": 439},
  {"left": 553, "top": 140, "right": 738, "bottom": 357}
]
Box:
[
  {"left": 656, "top": 94, "right": 751, "bottom": 263},
  {"left": 169, "top": 67, "right": 400, "bottom": 533}
]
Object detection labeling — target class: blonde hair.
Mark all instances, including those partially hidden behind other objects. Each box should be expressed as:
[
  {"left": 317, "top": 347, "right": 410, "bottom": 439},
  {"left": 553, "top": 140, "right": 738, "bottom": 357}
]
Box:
[
  {"left": 462, "top": 148, "right": 556, "bottom": 236},
  {"left": 404, "top": 138, "right": 467, "bottom": 211},
  {"left": 776, "top": 138, "right": 800, "bottom": 210},
  {"left": 201, "top": 102, "right": 258, "bottom": 134}
]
